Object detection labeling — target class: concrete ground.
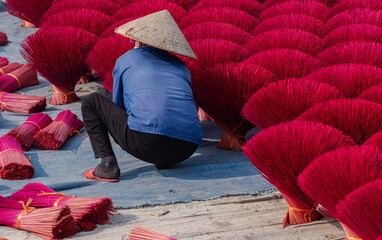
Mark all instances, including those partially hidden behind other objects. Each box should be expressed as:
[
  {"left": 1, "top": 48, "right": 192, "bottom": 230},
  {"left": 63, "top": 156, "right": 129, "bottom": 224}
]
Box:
[{"left": 0, "top": 192, "right": 347, "bottom": 240}]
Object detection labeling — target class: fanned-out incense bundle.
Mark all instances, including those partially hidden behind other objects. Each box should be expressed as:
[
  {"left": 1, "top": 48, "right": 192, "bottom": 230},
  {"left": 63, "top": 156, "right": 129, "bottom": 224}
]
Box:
[
  {"left": 0, "top": 63, "right": 23, "bottom": 76},
  {"left": 21, "top": 27, "right": 98, "bottom": 105},
  {"left": 33, "top": 110, "right": 84, "bottom": 150},
  {"left": 129, "top": 226, "right": 177, "bottom": 240},
  {"left": 307, "top": 64, "right": 382, "bottom": 98},
  {"left": 358, "top": 83, "right": 382, "bottom": 105},
  {"left": 332, "top": 0, "right": 382, "bottom": 14},
  {"left": 0, "top": 32, "right": 7, "bottom": 46},
  {"left": 337, "top": 179, "right": 382, "bottom": 240},
  {"left": 190, "top": 0, "right": 264, "bottom": 17},
  {"left": 178, "top": 7, "right": 259, "bottom": 32},
  {"left": 259, "top": 0, "right": 334, "bottom": 23},
  {"left": 298, "top": 145, "right": 382, "bottom": 239},
  {"left": 5, "top": 0, "right": 55, "bottom": 27},
  {"left": 246, "top": 29, "right": 327, "bottom": 56},
  {"left": 0, "top": 91, "right": 46, "bottom": 114},
  {"left": 242, "top": 79, "right": 345, "bottom": 130},
  {"left": 251, "top": 14, "right": 329, "bottom": 38},
  {"left": 0, "top": 196, "right": 79, "bottom": 240},
  {"left": 11, "top": 182, "right": 115, "bottom": 231},
  {"left": 100, "top": 17, "right": 135, "bottom": 38},
  {"left": 326, "top": 8, "right": 382, "bottom": 31},
  {"left": 0, "top": 135, "right": 34, "bottom": 180},
  {"left": 8, "top": 113, "right": 53, "bottom": 151},
  {"left": 297, "top": 99, "right": 382, "bottom": 144},
  {"left": 0, "top": 58, "right": 8, "bottom": 68},
  {"left": 0, "top": 64, "right": 39, "bottom": 92},
  {"left": 324, "top": 24, "right": 382, "bottom": 46},
  {"left": 243, "top": 121, "right": 355, "bottom": 227},
  {"left": 264, "top": 0, "right": 338, "bottom": 8}
]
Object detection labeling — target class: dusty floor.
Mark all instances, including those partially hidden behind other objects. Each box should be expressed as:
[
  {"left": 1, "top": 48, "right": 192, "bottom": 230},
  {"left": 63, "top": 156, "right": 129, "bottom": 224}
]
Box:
[{"left": 0, "top": 192, "right": 346, "bottom": 240}]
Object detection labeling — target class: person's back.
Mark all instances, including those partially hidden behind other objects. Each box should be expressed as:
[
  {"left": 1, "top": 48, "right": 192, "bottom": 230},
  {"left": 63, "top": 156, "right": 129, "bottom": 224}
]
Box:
[{"left": 113, "top": 46, "right": 202, "bottom": 145}]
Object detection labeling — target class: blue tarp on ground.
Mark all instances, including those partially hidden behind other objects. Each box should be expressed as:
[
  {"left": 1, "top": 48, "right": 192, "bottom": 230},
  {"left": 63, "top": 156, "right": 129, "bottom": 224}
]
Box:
[{"left": 0, "top": 5, "right": 272, "bottom": 208}]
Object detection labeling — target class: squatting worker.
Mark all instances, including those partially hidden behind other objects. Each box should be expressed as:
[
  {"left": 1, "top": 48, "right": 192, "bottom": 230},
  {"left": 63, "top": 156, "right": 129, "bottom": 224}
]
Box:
[{"left": 82, "top": 10, "right": 202, "bottom": 182}]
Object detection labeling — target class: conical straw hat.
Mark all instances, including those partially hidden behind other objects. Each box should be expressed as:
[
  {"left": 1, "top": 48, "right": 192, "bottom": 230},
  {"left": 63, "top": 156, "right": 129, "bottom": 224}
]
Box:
[{"left": 115, "top": 10, "right": 197, "bottom": 59}]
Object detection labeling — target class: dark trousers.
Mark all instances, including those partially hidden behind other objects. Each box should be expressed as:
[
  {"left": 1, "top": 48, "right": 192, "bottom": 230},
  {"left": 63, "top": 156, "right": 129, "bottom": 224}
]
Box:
[{"left": 81, "top": 93, "right": 198, "bottom": 167}]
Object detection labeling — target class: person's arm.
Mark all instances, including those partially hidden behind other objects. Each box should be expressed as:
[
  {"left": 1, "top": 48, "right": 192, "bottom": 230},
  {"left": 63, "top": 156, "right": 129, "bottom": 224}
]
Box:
[{"left": 112, "top": 60, "right": 126, "bottom": 111}]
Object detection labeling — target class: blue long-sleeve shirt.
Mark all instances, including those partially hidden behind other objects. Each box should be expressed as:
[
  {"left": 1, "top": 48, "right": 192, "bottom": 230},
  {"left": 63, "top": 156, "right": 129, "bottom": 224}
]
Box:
[{"left": 112, "top": 46, "right": 202, "bottom": 145}]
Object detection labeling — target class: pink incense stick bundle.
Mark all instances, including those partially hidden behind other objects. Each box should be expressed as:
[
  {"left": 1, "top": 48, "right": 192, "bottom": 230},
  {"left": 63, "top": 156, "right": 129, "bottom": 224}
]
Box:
[
  {"left": 100, "top": 17, "right": 135, "bottom": 38},
  {"left": 326, "top": 8, "right": 382, "bottom": 31},
  {"left": 364, "top": 130, "right": 382, "bottom": 150},
  {"left": 33, "top": 110, "right": 84, "bottom": 150},
  {"left": 102, "top": 72, "right": 114, "bottom": 93},
  {"left": 178, "top": 7, "right": 259, "bottom": 32},
  {"left": 0, "top": 196, "right": 79, "bottom": 240},
  {"left": 43, "top": 0, "right": 118, "bottom": 20},
  {"left": 246, "top": 29, "right": 327, "bottom": 56},
  {"left": 358, "top": 83, "right": 382, "bottom": 105},
  {"left": 0, "top": 57, "right": 9, "bottom": 68},
  {"left": 11, "top": 182, "right": 115, "bottom": 232},
  {"left": 167, "top": 0, "right": 200, "bottom": 11},
  {"left": 0, "top": 64, "right": 39, "bottom": 92},
  {"left": 332, "top": 0, "right": 382, "bottom": 14},
  {"left": 5, "top": 0, "right": 55, "bottom": 27},
  {"left": 0, "top": 63, "right": 23, "bottom": 76},
  {"left": 259, "top": 0, "right": 334, "bottom": 23},
  {"left": 129, "top": 226, "right": 178, "bottom": 240},
  {"left": 297, "top": 99, "right": 382, "bottom": 145},
  {"left": 264, "top": 0, "right": 338, "bottom": 8},
  {"left": 317, "top": 41, "right": 382, "bottom": 68},
  {"left": 0, "top": 32, "right": 7, "bottom": 46},
  {"left": 324, "top": 24, "right": 382, "bottom": 46},
  {"left": 336, "top": 179, "right": 382, "bottom": 240},
  {"left": 21, "top": 27, "right": 99, "bottom": 105},
  {"left": 297, "top": 145, "right": 382, "bottom": 239},
  {"left": 0, "top": 135, "right": 34, "bottom": 180},
  {"left": 182, "top": 22, "right": 252, "bottom": 45},
  {"left": 243, "top": 121, "right": 355, "bottom": 227},
  {"left": 251, "top": 14, "right": 329, "bottom": 38},
  {"left": 42, "top": 9, "right": 115, "bottom": 37},
  {"left": 306, "top": 64, "right": 382, "bottom": 98},
  {"left": 192, "top": 62, "right": 277, "bottom": 151},
  {"left": 183, "top": 39, "right": 253, "bottom": 76},
  {"left": 7, "top": 113, "right": 53, "bottom": 151},
  {"left": 113, "top": 0, "right": 187, "bottom": 22},
  {"left": 244, "top": 49, "right": 323, "bottom": 79},
  {"left": 0, "top": 91, "right": 46, "bottom": 114},
  {"left": 190, "top": 0, "right": 264, "bottom": 17},
  {"left": 242, "top": 79, "right": 345, "bottom": 130}
]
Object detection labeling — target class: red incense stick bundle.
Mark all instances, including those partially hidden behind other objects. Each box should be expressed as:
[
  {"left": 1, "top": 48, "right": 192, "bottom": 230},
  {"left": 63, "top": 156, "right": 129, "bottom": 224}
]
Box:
[
  {"left": 297, "top": 99, "right": 382, "bottom": 144},
  {"left": 264, "top": 0, "right": 338, "bottom": 8},
  {"left": 0, "top": 57, "right": 9, "bottom": 68},
  {"left": 243, "top": 121, "right": 355, "bottom": 227},
  {"left": 244, "top": 49, "right": 323, "bottom": 79},
  {"left": 190, "top": 0, "right": 264, "bottom": 17},
  {"left": 0, "top": 91, "right": 46, "bottom": 114},
  {"left": 0, "top": 64, "right": 39, "bottom": 92},
  {"left": 182, "top": 22, "right": 252, "bottom": 45},
  {"left": 0, "top": 32, "right": 7, "bottom": 46},
  {"left": 358, "top": 83, "right": 382, "bottom": 105},
  {"left": 251, "top": 14, "right": 329, "bottom": 38},
  {"left": 317, "top": 41, "right": 382, "bottom": 68},
  {"left": 7, "top": 113, "right": 53, "bottom": 151},
  {"left": 11, "top": 182, "right": 115, "bottom": 231},
  {"left": 192, "top": 62, "right": 276, "bottom": 151},
  {"left": 21, "top": 27, "right": 99, "bottom": 105},
  {"left": 337, "top": 179, "right": 382, "bottom": 240},
  {"left": 259, "top": 0, "right": 334, "bottom": 22},
  {"left": 42, "top": 9, "right": 115, "bottom": 37},
  {"left": 178, "top": 7, "right": 259, "bottom": 32},
  {"left": 0, "top": 196, "right": 79, "bottom": 240},
  {"left": 242, "top": 79, "right": 345, "bottom": 130},
  {"left": 332, "top": 0, "right": 382, "bottom": 14},
  {"left": 306, "top": 64, "right": 382, "bottom": 98},
  {"left": 297, "top": 145, "right": 382, "bottom": 239},
  {"left": 100, "top": 17, "right": 135, "bottom": 38},
  {"left": 0, "top": 135, "right": 34, "bottom": 180},
  {"left": 326, "top": 8, "right": 382, "bottom": 31},
  {"left": 246, "top": 29, "right": 327, "bottom": 56},
  {"left": 129, "top": 226, "right": 178, "bottom": 240},
  {"left": 33, "top": 110, "right": 84, "bottom": 150},
  {"left": 0, "top": 63, "right": 23, "bottom": 76},
  {"left": 324, "top": 24, "right": 382, "bottom": 46}
]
